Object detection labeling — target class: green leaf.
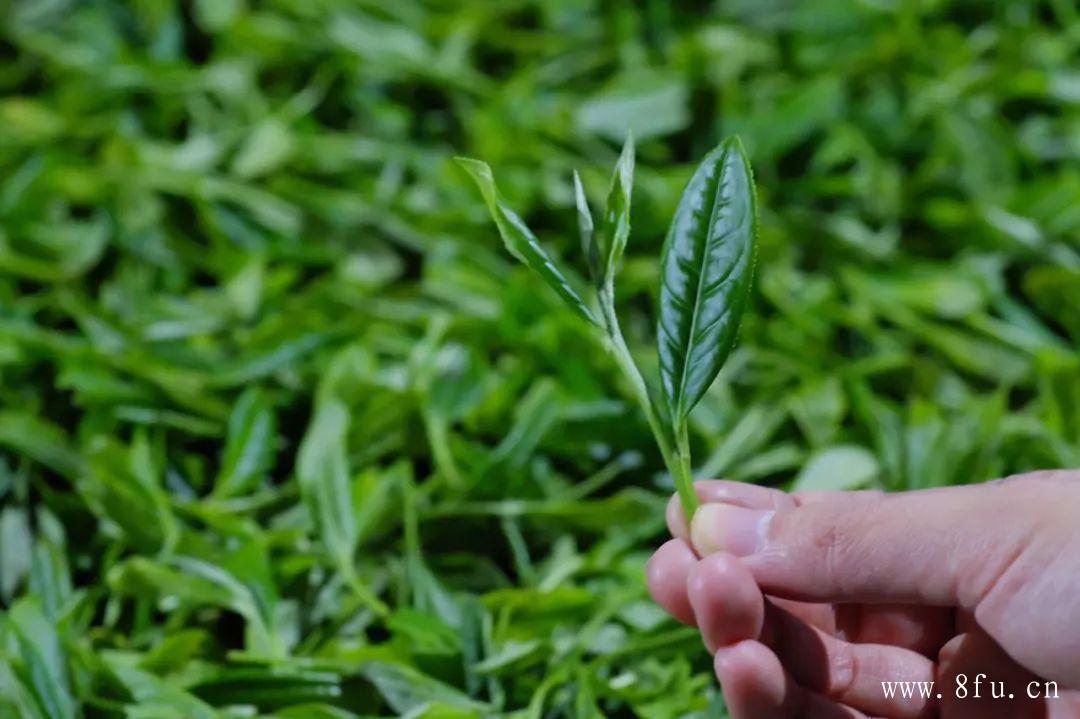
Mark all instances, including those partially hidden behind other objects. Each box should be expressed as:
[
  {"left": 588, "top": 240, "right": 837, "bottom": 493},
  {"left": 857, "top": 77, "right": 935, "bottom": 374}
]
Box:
[
  {"left": 455, "top": 157, "right": 597, "bottom": 325},
  {"left": 27, "top": 538, "right": 73, "bottom": 621},
  {"left": 0, "top": 508, "right": 31, "bottom": 602},
  {"left": 78, "top": 436, "right": 177, "bottom": 552},
  {"left": 572, "top": 171, "right": 595, "bottom": 277},
  {"left": 213, "top": 388, "right": 277, "bottom": 498},
  {"left": 575, "top": 135, "right": 635, "bottom": 287},
  {"left": 0, "top": 215, "right": 109, "bottom": 281},
  {"left": 232, "top": 118, "right": 295, "bottom": 179},
  {"left": 360, "top": 661, "right": 487, "bottom": 715},
  {"left": 193, "top": 0, "right": 242, "bottom": 32},
  {"left": 9, "top": 598, "right": 75, "bottom": 719},
  {"left": 658, "top": 135, "right": 757, "bottom": 422},
  {"left": 108, "top": 553, "right": 279, "bottom": 656},
  {"left": 595, "top": 134, "right": 635, "bottom": 286},
  {"left": 483, "top": 378, "right": 562, "bottom": 479},
  {"left": 792, "top": 445, "right": 880, "bottom": 493},
  {"left": 1036, "top": 350, "right": 1080, "bottom": 443},
  {"left": 3, "top": 4, "right": 1078, "bottom": 717},
  {"left": 106, "top": 664, "right": 219, "bottom": 719},
  {"left": 0, "top": 660, "right": 47, "bottom": 719},
  {"left": 297, "top": 399, "right": 357, "bottom": 567},
  {"left": 575, "top": 70, "right": 690, "bottom": 142},
  {"left": 187, "top": 665, "right": 341, "bottom": 708},
  {"left": 0, "top": 412, "right": 83, "bottom": 478}
]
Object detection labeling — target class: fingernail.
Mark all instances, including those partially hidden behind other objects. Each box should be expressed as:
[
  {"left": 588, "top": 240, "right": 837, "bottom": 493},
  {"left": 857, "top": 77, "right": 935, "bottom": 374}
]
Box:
[{"left": 690, "top": 504, "right": 772, "bottom": 557}]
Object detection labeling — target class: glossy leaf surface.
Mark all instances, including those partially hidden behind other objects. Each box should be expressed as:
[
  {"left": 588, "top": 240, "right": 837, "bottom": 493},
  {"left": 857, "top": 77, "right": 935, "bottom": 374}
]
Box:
[{"left": 658, "top": 136, "right": 757, "bottom": 422}]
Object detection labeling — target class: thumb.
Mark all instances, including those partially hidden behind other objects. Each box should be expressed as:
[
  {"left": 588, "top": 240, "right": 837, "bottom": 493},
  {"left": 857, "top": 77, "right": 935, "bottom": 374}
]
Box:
[{"left": 689, "top": 477, "right": 1058, "bottom": 609}]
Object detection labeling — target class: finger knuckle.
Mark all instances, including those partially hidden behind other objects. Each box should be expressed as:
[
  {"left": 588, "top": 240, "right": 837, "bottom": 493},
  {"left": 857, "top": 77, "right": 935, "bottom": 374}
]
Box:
[
  {"left": 773, "top": 506, "right": 861, "bottom": 595},
  {"left": 827, "top": 640, "right": 858, "bottom": 699}
]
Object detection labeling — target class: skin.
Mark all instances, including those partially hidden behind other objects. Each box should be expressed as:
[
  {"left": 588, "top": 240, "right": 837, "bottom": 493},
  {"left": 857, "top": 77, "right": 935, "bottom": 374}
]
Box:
[{"left": 646, "top": 470, "right": 1080, "bottom": 718}]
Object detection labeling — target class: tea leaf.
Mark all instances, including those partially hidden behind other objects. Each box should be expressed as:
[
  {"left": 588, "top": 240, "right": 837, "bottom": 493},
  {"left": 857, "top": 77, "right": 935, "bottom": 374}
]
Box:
[
  {"left": 2, "top": 3, "right": 1077, "bottom": 716},
  {"left": 595, "top": 135, "right": 635, "bottom": 287},
  {"left": 9, "top": 598, "right": 75, "bottom": 719},
  {"left": 572, "top": 171, "right": 596, "bottom": 278},
  {"left": 792, "top": 445, "right": 880, "bottom": 493},
  {"left": 214, "top": 388, "right": 277, "bottom": 498},
  {"left": 658, "top": 136, "right": 757, "bottom": 422},
  {"left": 360, "top": 661, "right": 488, "bottom": 715},
  {"left": 455, "top": 158, "right": 597, "bottom": 325},
  {"left": 298, "top": 399, "right": 357, "bottom": 568}
]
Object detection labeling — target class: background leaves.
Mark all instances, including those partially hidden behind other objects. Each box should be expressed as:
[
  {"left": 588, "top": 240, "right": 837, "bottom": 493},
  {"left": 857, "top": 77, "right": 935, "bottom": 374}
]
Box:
[{"left": 0, "top": 1, "right": 1078, "bottom": 717}]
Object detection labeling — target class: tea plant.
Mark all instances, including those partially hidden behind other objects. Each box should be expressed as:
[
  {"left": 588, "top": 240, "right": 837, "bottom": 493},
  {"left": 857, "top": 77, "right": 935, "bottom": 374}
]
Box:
[
  {"left": 458, "top": 136, "right": 757, "bottom": 518},
  {"left": 2, "top": 2, "right": 1077, "bottom": 717}
]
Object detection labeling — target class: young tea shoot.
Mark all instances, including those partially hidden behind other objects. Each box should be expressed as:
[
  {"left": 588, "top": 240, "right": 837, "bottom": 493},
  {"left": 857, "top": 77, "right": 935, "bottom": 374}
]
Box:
[{"left": 457, "top": 136, "right": 758, "bottom": 521}]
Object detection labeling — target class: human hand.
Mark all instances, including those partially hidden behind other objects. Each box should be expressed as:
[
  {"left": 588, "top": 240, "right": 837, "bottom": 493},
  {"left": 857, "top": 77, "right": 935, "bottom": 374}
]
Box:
[{"left": 647, "top": 471, "right": 1080, "bottom": 718}]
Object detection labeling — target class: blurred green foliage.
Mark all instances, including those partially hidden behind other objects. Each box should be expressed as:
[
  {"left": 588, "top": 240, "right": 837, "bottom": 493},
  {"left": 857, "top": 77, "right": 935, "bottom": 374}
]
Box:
[{"left": 0, "top": 0, "right": 1078, "bottom": 717}]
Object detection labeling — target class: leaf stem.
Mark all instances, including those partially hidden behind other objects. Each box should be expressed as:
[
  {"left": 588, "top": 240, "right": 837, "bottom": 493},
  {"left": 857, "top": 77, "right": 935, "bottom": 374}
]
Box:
[
  {"left": 597, "top": 282, "right": 697, "bottom": 520},
  {"left": 673, "top": 419, "right": 698, "bottom": 520}
]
